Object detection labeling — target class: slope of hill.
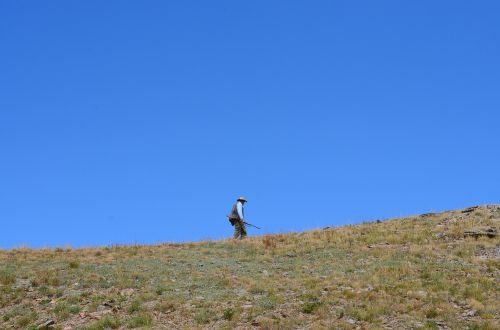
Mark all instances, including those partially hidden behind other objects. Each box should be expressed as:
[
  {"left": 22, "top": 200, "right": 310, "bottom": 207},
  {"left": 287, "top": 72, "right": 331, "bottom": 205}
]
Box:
[{"left": 1, "top": 205, "right": 499, "bottom": 329}]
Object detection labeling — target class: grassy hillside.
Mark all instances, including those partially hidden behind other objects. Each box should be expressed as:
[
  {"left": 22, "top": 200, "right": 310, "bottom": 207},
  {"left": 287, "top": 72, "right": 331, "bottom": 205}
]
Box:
[{"left": 1, "top": 205, "right": 499, "bottom": 329}]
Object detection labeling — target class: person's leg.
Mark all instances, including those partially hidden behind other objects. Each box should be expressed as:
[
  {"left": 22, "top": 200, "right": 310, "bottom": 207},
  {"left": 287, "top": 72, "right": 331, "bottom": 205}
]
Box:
[
  {"left": 241, "top": 223, "right": 247, "bottom": 239},
  {"left": 233, "top": 222, "right": 241, "bottom": 239}
]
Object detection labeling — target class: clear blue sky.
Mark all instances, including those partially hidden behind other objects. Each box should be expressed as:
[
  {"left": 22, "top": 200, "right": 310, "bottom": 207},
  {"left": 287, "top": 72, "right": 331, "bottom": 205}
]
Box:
[{"left": 1, "top": 1, "right": 499, "bottom": 248}]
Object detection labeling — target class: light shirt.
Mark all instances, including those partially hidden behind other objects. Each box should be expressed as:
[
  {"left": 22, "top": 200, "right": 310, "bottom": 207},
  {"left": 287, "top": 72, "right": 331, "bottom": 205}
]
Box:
[{"left": 236, "top": 201, "right": 244, "bottom": 220}]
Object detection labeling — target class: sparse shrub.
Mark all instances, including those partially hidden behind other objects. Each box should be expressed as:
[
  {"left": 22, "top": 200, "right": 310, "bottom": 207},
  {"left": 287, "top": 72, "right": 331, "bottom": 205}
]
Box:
[
  {"left": 55, "top": 288, "right": 64, "bottom": 297},
  {"left": 420, "top": 270, "right": 432, "bottom": 280},
  {"left": 485, "top": 259, "right": 499, "bottom": 272},
  {"left": 0, "top": 296, "right": 6, "bottom": 309},
  {"left": 223, "top": 308, "right": 234, "bottom": 320},
  {"left": 127, "top": 247, "right": 139, "bottom": 256},
  {"left": 342, "top": 288, "right": 357, "bottom": 299},
  {"left": 468, "top": 320, "right": 496, "bottom": 330},
  {"left": 194, "top": 308, "right": 216, "bottom": 324},
  {"left": 463, "top": 284, "right": 484, "bottom": 301},
  {"left": 259, "top": 293, "right": 277, "bottom": 310},
  {"left": 467, "top": 299, "right": 484, "bottom": 312},
  {"left": 31, "top": 278, "right": 40, "bottom": 287},
  {"left": 127, "top": 299, "right": 142, "bottom": 313},
  {"left": 155, "top": 300, "right": 175, "bottom": 313},
  {"left": 69, "top": 305, "right": 81, "bottom": 314},
  {"left": 249, "top": 286, "right": 265, "bottom": 295},
  {"left": 54, "top": 302, "right": 70, "bottom": 320},
  {"left": 69, "top": 261, "right": 80, "bottom": 269},
  {"left": 37, "top": 285, "right": 50, "bottom": 295},
  {"left": 0, "top": 269, "right": 15, "bottom": 285},
  {"left": 301, "top": 295, "right": 322, "bottom": 314},
  {"left": 16, "top": 315, "right": 31, "bottom": 327},
  {"left": 80, "top": 291, "right": 91, "bottom": 298},
  {"left": 15, "top": 312, "right": 37, "bottom": 327},
  {"left": 2, "top": 312, "right": 11, "bottom": 322},
  {"left": 36, "top": 270, "right": 60, "bottom": 286},
  {"left": 262, "top": 236, "right": 276, "bottom": 249},
  {"left": 127, "top": 312, "right": 153, "bottom": 328},
  {"left": 302, "top": 301, "right": 322, "bottom": 314},
  {"left": 469, "top": 323, "right": 481, "bottom": 330},
  {"left": 425, "top": 307, "right": 438, "bottom": 318},
  {"left": 214, "top": 277, "right": 230, "bottom": 289},
  {"left": 424, "top": 320, "right": 439, "bottom": 329},
  {"left": 456, "top": 248, "right": 473, "bottom": 258},
  {"left": 83, "top": 315, "right": 121, "bottom": 330},
  {"left": 130, "top": 271, "right": 145, "bottom": 285},
  {"left": 260, "top": 297, "right": 276, "bottom": 310},
  {"left": 155, "top": 285, "right": 165, "bottom": 295},
  {"left": 4, "top": 307, "right": 32, "bottom": 324},
  {"left": 348, "top": 303, "right": 388, "bottom": 322},
  {"left": 66, "top": 294, "right": 81, "bottom": 304}
]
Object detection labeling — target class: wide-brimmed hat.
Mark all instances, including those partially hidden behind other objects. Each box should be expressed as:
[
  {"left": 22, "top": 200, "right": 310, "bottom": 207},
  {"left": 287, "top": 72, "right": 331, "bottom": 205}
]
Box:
[{"left": 237, "top": 196, "right": 247, "bottom": 202}]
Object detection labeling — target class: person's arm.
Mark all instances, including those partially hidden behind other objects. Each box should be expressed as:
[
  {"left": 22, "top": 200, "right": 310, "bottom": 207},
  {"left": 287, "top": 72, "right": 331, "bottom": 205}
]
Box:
[{"left": 237, "top": 202, "right": 244, "bottom": 221}]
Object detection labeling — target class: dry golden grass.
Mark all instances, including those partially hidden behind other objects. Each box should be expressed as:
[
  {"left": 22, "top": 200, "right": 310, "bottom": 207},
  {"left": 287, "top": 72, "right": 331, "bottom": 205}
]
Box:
[{"left": 0, "top": 205, "right": 499, "bottom": 329}]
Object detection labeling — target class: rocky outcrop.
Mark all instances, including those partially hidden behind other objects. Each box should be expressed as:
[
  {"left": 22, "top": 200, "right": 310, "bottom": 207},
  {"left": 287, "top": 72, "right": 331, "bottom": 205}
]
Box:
[{"left": 464, "top": 226, "right": 497, "bottom": 239}]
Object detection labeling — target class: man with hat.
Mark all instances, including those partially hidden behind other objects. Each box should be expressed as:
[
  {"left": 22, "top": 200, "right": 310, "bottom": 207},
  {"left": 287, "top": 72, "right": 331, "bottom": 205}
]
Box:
[{"left": 228, "top": 196, "right": 248, "bottom": 239}]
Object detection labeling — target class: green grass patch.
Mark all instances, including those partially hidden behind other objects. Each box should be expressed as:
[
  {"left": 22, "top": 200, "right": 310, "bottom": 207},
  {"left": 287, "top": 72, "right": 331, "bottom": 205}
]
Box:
[
  {"left": 127, "top": 312, "right": 153, "bottom": 328},
  {"left": 194, "top": 308, "right": 217, "bottom": 324}
]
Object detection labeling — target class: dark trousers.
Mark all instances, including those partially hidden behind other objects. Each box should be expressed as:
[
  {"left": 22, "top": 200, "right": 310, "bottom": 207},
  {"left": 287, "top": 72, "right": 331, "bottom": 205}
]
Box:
[{"left": 233, "top": 221, "right": 247, "bottom": 239}]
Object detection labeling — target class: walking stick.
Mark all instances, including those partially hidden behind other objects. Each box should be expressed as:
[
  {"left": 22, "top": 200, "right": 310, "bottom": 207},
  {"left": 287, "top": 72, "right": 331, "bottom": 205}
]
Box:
[{"left": 243, "top": 221, "right": 261, "bottom": 229}]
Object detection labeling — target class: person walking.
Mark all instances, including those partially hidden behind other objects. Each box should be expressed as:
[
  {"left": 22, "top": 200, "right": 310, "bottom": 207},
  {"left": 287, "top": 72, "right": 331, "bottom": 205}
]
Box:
[{"left": 228, "top": 196, "right": 248, "bottom": 239}]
